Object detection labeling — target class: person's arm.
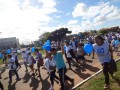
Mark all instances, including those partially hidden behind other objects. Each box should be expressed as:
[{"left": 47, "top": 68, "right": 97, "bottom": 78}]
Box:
[
  {"left": 61, "top": 43, "right": 65, "bottom": 55},
  {"left": 31, "top": 56, "right": 34, "bottom": 64},
  {"left": 109, "top": 44, "right": 113, "bottom": 58},
  {"left": 81, "top": 47, "right": 85, "bottom": 55},
  {"left": 45, "top": 60, "right": 50, "bottom": 73}
]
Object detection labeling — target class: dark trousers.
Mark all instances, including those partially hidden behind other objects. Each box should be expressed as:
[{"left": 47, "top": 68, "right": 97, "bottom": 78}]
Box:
[
  {"left": 102, "top": 62, "right": 113, "bottom": 85},
  {"left": 9, "top": 70, "right": 19, "bottom": 81},
  {"left": 50, "top": 70, "right": 59, "bottom": 86},
  {"left": 3, "top": 59, "right": 6, "bottom": 64},
  {"left": 15, "top": 60, "right": 21, "bottom": 68},
  {"left": 58, "top": 67, "right": 72, "bottom": 90},
  {"left": 66, "top": 58, "right": 73, "bottom": 68},
  {"left": 0, "top": 81, "right": 4, "bottom": 90}
]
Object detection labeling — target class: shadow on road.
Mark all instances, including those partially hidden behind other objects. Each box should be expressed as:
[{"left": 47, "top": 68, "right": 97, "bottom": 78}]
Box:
[
  {"left": 23, "top": 72, "right": 31, "bottom": 83},
  {"left": 29, "top": 76, "right": 40, "bottom": 90},
  {"left": 40, "top": 76, "right": 50, "bottom": 90}
]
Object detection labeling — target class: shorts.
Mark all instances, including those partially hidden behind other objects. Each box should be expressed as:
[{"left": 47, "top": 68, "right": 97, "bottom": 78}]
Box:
[
  {"left": 37, "top": 63, "right": 40, "bottom": 68},
  {"left": 29, "top": 64, "right": 34, "bottom": 69},
  {"left": 37, "top": 59, "right": 44, "bottom": 68}
]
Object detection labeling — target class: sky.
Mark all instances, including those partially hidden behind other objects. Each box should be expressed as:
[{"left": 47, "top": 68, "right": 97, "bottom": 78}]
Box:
[{"left": 0, "top": 0, "right": 120, "bottom": 44}]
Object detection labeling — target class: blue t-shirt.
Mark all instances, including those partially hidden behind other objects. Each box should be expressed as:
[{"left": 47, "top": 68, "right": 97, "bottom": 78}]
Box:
[{"left": 54, "top": 51, "right": 66, "bottom": 69}]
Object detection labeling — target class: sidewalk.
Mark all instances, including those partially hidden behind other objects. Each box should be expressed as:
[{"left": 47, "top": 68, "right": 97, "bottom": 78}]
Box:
[{"left": 0, "top": 54, "right": 119, "bottom": 90}]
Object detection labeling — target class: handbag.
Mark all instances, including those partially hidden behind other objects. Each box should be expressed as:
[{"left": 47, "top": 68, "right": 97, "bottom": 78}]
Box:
[
  {"left": 32, "top": 56, "right": 36, "bottom": 64},
  {"left": 110, "top": 58, "right": 117, "bottom": 72}
]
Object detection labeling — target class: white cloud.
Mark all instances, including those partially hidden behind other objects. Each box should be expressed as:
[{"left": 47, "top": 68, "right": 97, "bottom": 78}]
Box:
[
  {"left": 67, "top": 20, "right": 78, "bottom": 25},
  {"left": 72, "top": 2, "right": 107, "bottom": 19},
  {"left": 106, "top": 8, "right": 120, "bottom": 20},
  {"left": 67, "top": 25, "right": 84, "bottom": 34},
  {"left": 0, "top": 0, "right": 57, "bottom": 43},
  {"left": 72, "top": 2, "right": 120, "bottom": 29},
  {"left": 82, "top": 20, "right": 93, "bottom": 28},
  {"left": 93, "top": 3, "right": 120, "bottom": 26}
]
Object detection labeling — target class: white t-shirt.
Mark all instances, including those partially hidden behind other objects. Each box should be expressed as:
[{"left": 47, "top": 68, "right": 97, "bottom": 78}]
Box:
[
  {"left": 72, "top": 41, "right": 76, "bottom": 51},
  {"left": 22, "top": 53, "right": 27, "bottom": 62},
  {"left": 28, "top": 55, "right": 33, "bottom": 65},
  {"left": 77, "top": 47, "right": 84, "bottom": 56},
  {"left": 45, "top": 58, "right": 56, "bottom": 73},
  {"left": 66, "top": 45, "right": 72, "bottom": 58},
  {"left": 8, "top": 58, "right": 17, "bottom": 70},
  {"left": 105, "top": 36, "right": 108, "bottom": 42},
  {"left": 93, "top": 42, "right": 111, "bottom": 64}
]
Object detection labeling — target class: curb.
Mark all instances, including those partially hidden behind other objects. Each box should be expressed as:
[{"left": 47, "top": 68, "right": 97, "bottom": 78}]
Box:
[{"left": 72, "top": 58, "right": 120, "bottom": 90}]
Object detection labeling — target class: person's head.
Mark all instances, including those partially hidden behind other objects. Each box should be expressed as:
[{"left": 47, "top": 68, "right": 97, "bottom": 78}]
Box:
[
  {"left": 64, "top": 40, "right": 67, "bottom": 43},
  {"left": 94, "top": 35, "right": 104, "bottom": 46},
  {"left": 7, "top": 54, "right": 12, "bottom": 59},
  {"left": 34, "top": 48, "right": 39, "bottom": 55},
  {"left": 72, "top": 38, "right": 75, "bottom": 41},
  {"left": 65, "top": 41, "right": 69, "bottom": 46},
  {"left": 28, "top": 52, "right": 31, "bottom": 56},
  {"left": 46, "top": 51, "right": 51, "bottom": 58},
  {"left": 50, "top": 48, "right": 57, "bottom": 55},
  {"left": 22, "top": 51, "right": 25, "bottom": 53},
  {"left": 78, "top": 42, "right": 82, "bottom": 47}
]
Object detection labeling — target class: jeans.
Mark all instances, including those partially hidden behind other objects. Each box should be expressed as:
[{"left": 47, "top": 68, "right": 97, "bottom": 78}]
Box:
[
  {"left": 24, "top": 62, "right": 28, "bottom": 70},
  {"left": 15, "top": 60, "right": 21, "bottom": 68},
  {"left": 50, "top": 70, "right": 59, "bottom": 86},
  {"left": 58, "top": 67, "right": 72, "bottom": 90},
  {"left": 102, "top": 62, "right": 113, "bottom": 85},
  {"left": 66, "top": 58, "right": 73, "bottom": 68},
  {"left": 9, "top": 70, "right": 19, "bottom": 81}
]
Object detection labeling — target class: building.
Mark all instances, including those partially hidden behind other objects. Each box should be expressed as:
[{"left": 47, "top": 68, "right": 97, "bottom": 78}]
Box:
[{"left": 0, "top": 37, "right": 20, "bottom": 51}]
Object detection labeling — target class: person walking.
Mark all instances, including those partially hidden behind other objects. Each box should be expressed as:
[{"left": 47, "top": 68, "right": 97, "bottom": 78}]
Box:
[
  {"left": 92, "top": 35, "right": 114, "bottom": 89},
  {"left": 34, "top": 48, "right": 43, "bottom": 77},
  {"left": 12, "top": 51, "right": 21, "bottom": 69},
  {"left": 76, "top": 42, "right": 86, "bottom": 65},
  {"left": 22, "top": 51, "right": 28, "bottom": 72},
  {"left": 65, "top": 41, "right": 74, "bottom": 69},
  {"left": 45, "top": 51, "right": 59, "bottom": 90},
  {"left": 50, "top": 43, "right": 74, "bottom": 90},
  {"left": 7, "top": 54, "right": 20, "bottom": 83},
  {"left": 27, "top": 52, "right": 35, "bottom": 76}
]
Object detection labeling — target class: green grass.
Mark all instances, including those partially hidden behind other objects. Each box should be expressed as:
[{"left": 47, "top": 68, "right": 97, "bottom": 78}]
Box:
[
  {"left": 77, "top": 61, "right": 120, "bottom": 90},
  {"left": 0, "top": 58, "right": 2, "bottom": 65},
  {"left": 39, "top": 50, "right": 46, "bottom": 55},
  {"left": 17, "top": 53, "right": 22, "bottom": 60}
]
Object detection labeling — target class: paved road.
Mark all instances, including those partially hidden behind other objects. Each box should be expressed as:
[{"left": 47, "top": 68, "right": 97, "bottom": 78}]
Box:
[{"left": 0, "top": 53, "right": 119, "bottom": 90}]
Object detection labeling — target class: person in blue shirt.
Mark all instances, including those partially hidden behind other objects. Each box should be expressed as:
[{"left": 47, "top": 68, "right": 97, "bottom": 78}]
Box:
[{"left": 50, "top": 43, "right": 74, "bottom": 90}]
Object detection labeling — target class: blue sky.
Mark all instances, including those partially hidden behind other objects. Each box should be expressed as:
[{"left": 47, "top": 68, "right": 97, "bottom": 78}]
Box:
[{"left": 0, "top": 0, "right": 120, "bottom": 44}]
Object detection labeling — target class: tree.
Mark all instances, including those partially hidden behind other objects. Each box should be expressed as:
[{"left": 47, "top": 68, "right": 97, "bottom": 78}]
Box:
[
  {"left": 39, "top": 32, "right": 51, "bottom": 43},
  {"left": 98, "top": 28, "right": 109, "bottom": 35},
  {"left": 47, "top": 27, "right": 72, "bottom": 41}
]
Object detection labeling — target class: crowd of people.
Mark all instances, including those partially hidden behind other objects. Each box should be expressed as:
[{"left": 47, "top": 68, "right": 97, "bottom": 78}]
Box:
[{"left": 0, "top": 31, "right": 120, "bottom": 90}]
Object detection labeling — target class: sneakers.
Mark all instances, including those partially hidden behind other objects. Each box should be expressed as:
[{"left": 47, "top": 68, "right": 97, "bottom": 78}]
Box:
[
  {"left": 31, "top": 73, "right": 35, "bottom": 76},
  {"left": 70, "top": 78, "right": 74, "bottom": 84},
  {"left": 48, "top": 86, "right": 54, "bottom": 90},
  {"left": 111, "top": 73, "right": 115, "bottom": 78},
  {"left": 104, "top": 84, "right": 109, "bottom": 89}
]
